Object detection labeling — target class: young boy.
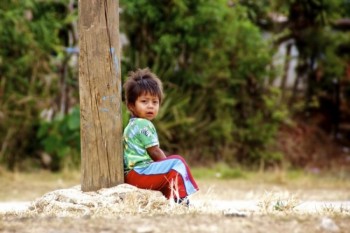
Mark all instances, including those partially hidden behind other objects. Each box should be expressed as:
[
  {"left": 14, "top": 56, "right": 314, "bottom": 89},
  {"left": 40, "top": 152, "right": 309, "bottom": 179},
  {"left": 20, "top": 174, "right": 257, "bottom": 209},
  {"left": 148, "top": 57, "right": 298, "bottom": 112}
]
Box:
[{"left": 123, "top": 68, "right": 199, "bottom": 204}]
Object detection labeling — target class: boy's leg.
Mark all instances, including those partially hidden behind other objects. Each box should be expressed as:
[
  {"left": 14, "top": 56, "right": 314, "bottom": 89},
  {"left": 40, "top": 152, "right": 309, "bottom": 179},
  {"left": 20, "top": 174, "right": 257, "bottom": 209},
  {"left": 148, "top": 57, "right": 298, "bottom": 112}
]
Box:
[{"left": 125, "top": 155, "right": 199, "bottom": 199}]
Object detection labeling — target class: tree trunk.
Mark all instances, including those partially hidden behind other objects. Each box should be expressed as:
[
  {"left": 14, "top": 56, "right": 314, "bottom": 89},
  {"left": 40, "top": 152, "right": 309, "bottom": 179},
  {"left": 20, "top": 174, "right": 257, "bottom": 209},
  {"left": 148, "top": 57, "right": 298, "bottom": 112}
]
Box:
[
  {"left": 79, "top": 0, "right": 123, "bottom": 191},
  {"left": 280, "top": 43, "right": 292, "bottom": 101}
]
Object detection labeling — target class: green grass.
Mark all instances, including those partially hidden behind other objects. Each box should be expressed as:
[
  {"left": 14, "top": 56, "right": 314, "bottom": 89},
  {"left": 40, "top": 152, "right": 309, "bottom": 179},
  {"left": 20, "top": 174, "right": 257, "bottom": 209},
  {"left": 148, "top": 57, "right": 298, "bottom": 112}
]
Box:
[
  {"left": 192, "top": 163, "right": 350, "bottom": 189},
  {"left": 192, "top": 163, "right": 247, "bottom": 179}
]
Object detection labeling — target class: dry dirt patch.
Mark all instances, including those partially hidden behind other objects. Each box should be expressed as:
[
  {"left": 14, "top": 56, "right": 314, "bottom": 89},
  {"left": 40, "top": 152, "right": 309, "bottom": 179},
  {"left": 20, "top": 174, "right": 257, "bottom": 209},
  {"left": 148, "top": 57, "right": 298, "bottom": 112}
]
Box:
[{"left": 1, "top": 173, "right": 350, "bottom": 232}]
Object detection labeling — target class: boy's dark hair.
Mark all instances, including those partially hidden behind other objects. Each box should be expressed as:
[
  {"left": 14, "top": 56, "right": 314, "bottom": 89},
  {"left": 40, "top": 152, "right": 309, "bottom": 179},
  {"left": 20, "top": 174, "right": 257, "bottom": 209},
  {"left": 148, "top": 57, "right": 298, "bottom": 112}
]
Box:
[{"left": 123, "top": 68, "right": 164, "bottom": 106}]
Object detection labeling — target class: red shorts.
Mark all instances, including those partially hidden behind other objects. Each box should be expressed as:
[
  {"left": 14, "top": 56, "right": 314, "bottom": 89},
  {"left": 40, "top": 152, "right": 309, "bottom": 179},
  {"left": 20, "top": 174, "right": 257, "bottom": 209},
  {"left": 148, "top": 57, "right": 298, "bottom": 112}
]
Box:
[{"left": 125, "top": 155, "right": 199, "bottom": 199}]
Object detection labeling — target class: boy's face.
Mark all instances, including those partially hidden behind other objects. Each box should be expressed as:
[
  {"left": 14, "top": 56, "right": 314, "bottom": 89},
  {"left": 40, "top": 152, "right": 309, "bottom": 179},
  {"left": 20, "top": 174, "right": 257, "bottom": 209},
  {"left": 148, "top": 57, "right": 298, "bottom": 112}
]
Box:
[{"left": 129, "top": 93, "right": 160, "bottom": 120}]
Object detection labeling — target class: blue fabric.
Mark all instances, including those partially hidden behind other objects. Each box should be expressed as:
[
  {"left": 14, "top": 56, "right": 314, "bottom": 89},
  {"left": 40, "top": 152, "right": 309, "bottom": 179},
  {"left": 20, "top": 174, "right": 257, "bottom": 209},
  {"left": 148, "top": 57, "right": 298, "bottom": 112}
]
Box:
[{"left": 133, "top": 158, "right": 197, "bottom": 195}]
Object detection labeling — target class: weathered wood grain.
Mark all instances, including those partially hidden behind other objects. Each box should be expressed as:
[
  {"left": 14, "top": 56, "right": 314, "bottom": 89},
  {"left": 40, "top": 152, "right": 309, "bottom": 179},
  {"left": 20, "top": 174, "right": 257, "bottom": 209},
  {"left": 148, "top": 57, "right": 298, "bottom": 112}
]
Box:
[{"left": 79, "top": 0, "right": 123, "bottom": 191}]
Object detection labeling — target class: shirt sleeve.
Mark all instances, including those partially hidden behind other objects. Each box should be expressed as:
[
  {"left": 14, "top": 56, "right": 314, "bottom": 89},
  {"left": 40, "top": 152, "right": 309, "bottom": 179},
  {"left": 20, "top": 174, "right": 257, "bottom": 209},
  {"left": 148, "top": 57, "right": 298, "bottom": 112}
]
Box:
[{"left": 136, "top": 119, "right": 159, "bottom": 148}]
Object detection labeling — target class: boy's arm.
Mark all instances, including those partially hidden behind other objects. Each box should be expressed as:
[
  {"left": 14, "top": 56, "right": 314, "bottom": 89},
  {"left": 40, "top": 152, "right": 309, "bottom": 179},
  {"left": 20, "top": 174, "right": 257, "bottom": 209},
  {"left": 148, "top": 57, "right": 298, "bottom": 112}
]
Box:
[{"left": 147, "top": 145, "right": 167, "bottom": 161}]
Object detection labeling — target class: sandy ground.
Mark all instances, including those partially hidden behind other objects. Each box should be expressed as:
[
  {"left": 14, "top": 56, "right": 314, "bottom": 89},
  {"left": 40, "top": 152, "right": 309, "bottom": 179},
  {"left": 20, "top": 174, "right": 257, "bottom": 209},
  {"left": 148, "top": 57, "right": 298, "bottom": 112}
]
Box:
[
  {"left": 1, "top": 199, "right": 350, "bottom": 215},
  {"left": 2, "top": 214, "right": 350, "bottom": 233},
  {"left": 1, "top": 200, "right": 350, "bottom": 233},
  {"left": 0, "top": 174, "right": 350, "bottom": 233}
]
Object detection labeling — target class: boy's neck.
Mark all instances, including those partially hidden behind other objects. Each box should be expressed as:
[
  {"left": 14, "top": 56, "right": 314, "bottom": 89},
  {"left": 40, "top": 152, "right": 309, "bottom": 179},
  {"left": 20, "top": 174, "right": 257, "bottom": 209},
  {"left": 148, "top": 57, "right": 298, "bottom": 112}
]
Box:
[{"left": 130, "top": 116, "right": 152, "bottom": 121}]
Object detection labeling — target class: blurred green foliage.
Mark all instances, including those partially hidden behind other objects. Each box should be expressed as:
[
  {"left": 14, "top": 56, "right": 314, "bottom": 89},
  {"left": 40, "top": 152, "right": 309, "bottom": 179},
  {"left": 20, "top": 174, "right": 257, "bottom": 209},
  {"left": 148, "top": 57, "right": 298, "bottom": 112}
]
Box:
[
  {"left": 0, "top": 0, "right": 76, "bottom": 170},
  {"left": 37, "top": 106, "right": 80, "bottom": 170},
  {"left": 0, "top": 0, "right": 349, "bottom": 171},
  {"left": 121, "top": 0, "right": 285, "bottom": 166}
]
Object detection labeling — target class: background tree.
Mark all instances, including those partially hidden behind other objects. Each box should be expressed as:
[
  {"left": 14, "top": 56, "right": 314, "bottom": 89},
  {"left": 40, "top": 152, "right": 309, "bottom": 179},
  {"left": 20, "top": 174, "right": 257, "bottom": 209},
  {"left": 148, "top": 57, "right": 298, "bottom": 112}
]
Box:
[
  {"left": 272, "top": 0, "right": 350, "bottom": 143},
  {"left": 120, "top": 0, "right": 285, "bottom": 167},
  {"left": 0, "top": 0, "right": 78, "bottom": 170},
  {"left": 242, "top": 0, "right": 350, "bottom": 166},
  {"left": 1, "top": 0, "right": 349, "bottom": 171}
]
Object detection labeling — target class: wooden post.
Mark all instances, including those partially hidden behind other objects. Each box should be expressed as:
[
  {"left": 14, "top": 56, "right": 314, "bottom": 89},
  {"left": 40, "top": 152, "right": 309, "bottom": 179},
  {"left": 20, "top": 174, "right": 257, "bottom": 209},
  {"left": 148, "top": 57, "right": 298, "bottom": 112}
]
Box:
[{"left": 78, "top": 0, "right": 123, "bottom": 191}]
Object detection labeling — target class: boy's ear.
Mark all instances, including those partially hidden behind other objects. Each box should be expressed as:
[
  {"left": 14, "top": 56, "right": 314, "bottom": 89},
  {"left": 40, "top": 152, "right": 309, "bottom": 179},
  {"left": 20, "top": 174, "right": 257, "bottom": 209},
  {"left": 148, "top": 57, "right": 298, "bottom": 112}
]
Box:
[{"left": 127, "top": 103, "right": 135, "bottom": 113}]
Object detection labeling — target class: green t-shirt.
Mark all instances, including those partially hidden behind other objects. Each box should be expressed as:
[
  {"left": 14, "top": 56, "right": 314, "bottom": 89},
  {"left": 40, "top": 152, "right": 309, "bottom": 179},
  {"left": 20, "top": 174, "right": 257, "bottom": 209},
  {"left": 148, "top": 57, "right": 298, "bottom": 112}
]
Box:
[{"left": 123, "top": 118, "right": 159, "bottom": 173}]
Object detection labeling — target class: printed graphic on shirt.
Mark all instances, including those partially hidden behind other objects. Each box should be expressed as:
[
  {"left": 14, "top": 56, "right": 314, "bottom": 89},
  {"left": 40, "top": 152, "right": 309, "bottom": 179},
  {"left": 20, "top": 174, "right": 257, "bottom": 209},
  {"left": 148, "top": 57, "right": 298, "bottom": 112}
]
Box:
[{"left": 140, "top": 127, "right": 151, "bottom": 137}]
